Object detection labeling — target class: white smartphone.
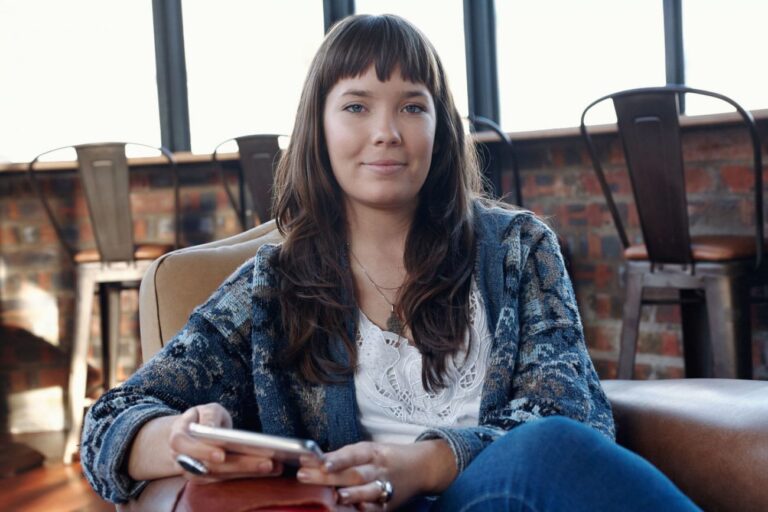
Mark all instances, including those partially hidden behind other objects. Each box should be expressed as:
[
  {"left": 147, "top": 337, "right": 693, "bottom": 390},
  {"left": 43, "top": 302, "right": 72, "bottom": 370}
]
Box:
[{"left": 188, "top": 423, "right": 324, "bottom": 464}]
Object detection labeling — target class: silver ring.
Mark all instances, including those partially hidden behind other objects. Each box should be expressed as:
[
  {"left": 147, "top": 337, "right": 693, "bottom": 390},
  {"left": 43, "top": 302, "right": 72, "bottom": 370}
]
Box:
[
  {"left": 373, "top": 479, "right": 394, "bottom": 504},
  {"left": 176, "top": 454, "right": 209, "bottom": 475}
]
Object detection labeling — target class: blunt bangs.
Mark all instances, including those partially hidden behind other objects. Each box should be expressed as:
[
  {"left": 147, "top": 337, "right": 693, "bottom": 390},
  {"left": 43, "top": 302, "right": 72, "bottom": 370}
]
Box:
[{"left": 320, "top": 15, "right": 442, "bottom": 98}]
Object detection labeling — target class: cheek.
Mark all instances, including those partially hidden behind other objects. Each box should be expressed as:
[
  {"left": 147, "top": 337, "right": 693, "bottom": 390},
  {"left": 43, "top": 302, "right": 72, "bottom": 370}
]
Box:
[{"left": 324, "top": 118, "right": 356, "bottom": 161}]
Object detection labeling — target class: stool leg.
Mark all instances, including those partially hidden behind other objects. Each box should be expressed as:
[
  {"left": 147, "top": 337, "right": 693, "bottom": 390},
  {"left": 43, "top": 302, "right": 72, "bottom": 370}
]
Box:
[
  {"left": 680, "top": 289, "right": 712, "bottom": 377},
  {"left": 99, "top": 284, "right": 121, "bottom": 390},
  {"left": 618, "top": 270, "right": 643, "bottom": 379},
  {"left": 705, "top": 275, "right": 752, "bottom": 378},
  {"left": 63, "top": 270, "right": 95, "bottom": 464}
]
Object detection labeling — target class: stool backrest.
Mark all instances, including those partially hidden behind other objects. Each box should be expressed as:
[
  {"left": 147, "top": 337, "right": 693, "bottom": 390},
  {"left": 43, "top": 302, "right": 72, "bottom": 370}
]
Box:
[
  {"left": 212, "top": 134, "right": 282, "bottom": 229},
  {"left": 580, "top": 86, "right": 764, "bottom": 267},
  {"left": 27, "top": 142, "right": 178, "bottom": 264}
]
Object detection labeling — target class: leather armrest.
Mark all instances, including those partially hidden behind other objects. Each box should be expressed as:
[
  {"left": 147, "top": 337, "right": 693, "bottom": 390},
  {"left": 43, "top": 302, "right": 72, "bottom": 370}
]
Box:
[
  {"left": 116, "top": 477, "right": 186, "bottom": 512},
  {"left": 602, "top": 378, "right": 768, "bottom": 512},
  {"left": 116, "top": 476, "right": 355, "bottom": 512}
]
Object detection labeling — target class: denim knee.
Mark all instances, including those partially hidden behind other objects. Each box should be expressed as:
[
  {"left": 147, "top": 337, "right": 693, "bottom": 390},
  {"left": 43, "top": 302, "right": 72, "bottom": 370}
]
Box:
[
  {"left": 436, "top": 416, "right": 594, "bottom": 510},
  {"left": 495, "top": 415, "right": 601, "bottom": 466},
  {"left": 435, "top": 416, "right": 700, "bottom": 512}
]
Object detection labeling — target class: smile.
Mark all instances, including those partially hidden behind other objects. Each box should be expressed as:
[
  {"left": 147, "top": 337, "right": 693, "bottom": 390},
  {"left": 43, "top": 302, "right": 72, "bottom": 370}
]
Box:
[{"left": 362, "top": 160, "right": 407, "bottom": 174}]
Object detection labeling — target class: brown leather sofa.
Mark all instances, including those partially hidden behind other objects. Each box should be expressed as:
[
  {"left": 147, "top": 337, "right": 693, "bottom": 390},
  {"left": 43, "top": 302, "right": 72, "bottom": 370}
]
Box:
[{"left": 122, "top": 221, "right": 768, "bottom": 512}]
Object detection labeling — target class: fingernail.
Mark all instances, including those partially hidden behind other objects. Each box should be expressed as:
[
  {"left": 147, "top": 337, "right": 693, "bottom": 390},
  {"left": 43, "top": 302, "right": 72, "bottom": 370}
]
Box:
[
  {"left": 324, "top": 460, "right": 334, "bottom": 471},
  {"left": 212, "top": 451, "right": 225, "bottom": 463},
  {"left": 338, "top": 489, "right": 349, "bottom": 503},
  {"left": 296, "top": 470, "right": 308, "bottom": 481},
  {"left": 259, "top": 461, "right": 273, "bottom": 472}
]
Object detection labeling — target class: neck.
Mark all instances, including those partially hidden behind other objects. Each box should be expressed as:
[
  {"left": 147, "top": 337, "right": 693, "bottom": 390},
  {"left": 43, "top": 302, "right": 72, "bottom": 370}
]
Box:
[{"left": 345, "top": 202, "right": 415, "bottom": 259}]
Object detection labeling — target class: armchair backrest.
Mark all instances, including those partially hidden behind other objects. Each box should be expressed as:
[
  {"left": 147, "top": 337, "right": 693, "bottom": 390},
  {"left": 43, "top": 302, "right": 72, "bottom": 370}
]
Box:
[
  {"left": 580, "top": 85, "right": 764, "bottom": 267},
  {"left": 138, "top": 220, "right": 282, "bottom": 360}
]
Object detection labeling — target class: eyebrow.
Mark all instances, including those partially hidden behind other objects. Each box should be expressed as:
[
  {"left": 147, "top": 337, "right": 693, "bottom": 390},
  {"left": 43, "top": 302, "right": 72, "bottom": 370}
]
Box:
[{"left": 339, "top": 89, "right": 430, "bottom": 100}]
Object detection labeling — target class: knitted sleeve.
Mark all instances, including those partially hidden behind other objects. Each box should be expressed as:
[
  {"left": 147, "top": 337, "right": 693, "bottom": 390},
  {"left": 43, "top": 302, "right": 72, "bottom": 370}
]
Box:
[{"left": 79, "top": 258, "right": 261, "bottom": 503}]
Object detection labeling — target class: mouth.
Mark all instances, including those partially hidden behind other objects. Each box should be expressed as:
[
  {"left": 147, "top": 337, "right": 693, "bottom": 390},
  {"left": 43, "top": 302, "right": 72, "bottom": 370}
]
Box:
[
  {"left": 364, "top": 159, "right": 407, "bottom": 166},
  {"left": 362, "top": 159, "right": 407, "bottom": 174}
]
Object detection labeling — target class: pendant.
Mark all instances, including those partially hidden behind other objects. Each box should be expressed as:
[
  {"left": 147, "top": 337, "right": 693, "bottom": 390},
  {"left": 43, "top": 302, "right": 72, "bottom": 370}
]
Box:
[{"left": 386, "top": 307, "right": 402, "bottom": 336}]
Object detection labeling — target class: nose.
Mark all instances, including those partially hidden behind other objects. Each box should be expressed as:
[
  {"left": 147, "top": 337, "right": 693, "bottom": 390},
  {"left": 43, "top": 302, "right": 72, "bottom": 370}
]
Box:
[{"left": 372, "top": 112, "right": 402, "bottom": 145}]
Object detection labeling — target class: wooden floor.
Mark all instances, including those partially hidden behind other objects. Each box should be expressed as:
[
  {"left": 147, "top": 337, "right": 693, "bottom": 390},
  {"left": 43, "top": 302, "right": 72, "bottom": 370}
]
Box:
[
  {"left": 0, "top": 432, "right": 114, "bottom": 512},
  {"left": 0, "top": 462, "right": 114, "bottom": 512}
]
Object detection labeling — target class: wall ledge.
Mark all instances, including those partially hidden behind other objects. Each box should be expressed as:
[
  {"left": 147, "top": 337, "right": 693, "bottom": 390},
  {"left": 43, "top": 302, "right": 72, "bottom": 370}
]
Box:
[
  {"left": 2, "top": 109, "right": 765, "bottom": 173},
  {"left": 474, "top": 108, "right": 768, "bottom": 143}
]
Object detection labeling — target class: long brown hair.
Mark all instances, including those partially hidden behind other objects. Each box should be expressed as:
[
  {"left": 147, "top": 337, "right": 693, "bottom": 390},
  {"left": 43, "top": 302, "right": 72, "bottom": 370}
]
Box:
[{"left": 272, "top": 14, "right": 482, "bottom": 390}]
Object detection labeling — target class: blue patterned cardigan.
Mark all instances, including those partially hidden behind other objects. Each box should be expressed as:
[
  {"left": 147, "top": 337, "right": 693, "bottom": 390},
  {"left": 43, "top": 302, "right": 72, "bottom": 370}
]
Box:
[{"left": 81, "top": 202, "right": 615, "bottom": 503}]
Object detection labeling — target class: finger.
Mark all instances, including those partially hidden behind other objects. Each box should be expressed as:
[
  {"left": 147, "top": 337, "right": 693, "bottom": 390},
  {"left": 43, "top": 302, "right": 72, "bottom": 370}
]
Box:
[
  {"left": 357, "top": 503, "right": 385, "bottom": 512},
  {"left": 336, "top": 479, "right": 390, "bottom": 507},
  {"left": 170, "top": 409, "right": 226, "bottom": 464},
  {"left": 169, "top": 427, "right": 227, "bottom": 464},
  {"left": 297, "top": 463, "right": 378, "bottom": 487},
  {"left": 322, "top": 442, "right": 378, "bottom": 472},
  {"left": 299, "top": 454, "right": 325, "bottom": 469},
  {"left": 196, "top": 403, "right": 232, "bottom": 428},
  {"left": 206, "top": 453, "right": 284, "bottom": 477}
]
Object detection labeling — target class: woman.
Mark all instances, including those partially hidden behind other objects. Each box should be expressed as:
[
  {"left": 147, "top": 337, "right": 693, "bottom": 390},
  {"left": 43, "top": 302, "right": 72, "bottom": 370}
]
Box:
[{"left": 81, "top": 14, "right": 699, "bottom": 511}]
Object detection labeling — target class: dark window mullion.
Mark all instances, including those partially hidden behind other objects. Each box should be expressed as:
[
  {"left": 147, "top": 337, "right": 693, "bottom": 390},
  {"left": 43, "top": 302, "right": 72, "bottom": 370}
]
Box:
[
  {"left": 463, "top": 0, "right": 499, "bottom": 123},
  {"left": 663, "top": 0, "right": 685, "bottom": 112},
  {"left": 324, "top": 0, "right": 355, "bottom": 33},
  {"left": 152, "top": 0, "right": 190, "bottom": 151}
]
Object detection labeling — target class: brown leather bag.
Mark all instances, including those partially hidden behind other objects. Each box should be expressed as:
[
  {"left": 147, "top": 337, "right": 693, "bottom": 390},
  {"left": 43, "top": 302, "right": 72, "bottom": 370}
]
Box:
[{"left": 173, "top": 477, "right": 356, "bottom": 512}]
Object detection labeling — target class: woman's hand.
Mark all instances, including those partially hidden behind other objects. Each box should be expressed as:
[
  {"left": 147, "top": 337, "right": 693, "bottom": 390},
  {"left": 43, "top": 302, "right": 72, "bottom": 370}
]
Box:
[
  {"left": 296, "top": 439, "right": 457, "bottom": 510},
  {"left": 168, "top": 403, "right": 283, "bottom": 481}
]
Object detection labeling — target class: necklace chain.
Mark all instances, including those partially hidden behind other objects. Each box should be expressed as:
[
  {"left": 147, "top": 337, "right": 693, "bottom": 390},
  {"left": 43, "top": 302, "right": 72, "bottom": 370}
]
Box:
[{"left": 348, "top": 248, "right": 404, "bottom": 335}]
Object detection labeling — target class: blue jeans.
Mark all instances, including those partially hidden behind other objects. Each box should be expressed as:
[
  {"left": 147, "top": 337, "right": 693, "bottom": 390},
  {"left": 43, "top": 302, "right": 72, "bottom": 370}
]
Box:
[{"left": 406, "top": 416, "right": 700, "bottom": 512}]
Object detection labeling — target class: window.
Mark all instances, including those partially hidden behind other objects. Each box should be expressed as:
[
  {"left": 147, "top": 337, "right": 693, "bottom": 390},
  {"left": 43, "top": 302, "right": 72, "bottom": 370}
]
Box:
[
  {"left": 182, "top": 0, "right": 324, "bottom": 154},
  {"left": 0, "top": 0, "right": 160, "bottom": 163},
  {"left": 355, "top": 0, "right": 469, "bottom": 118},
  {"left": 683, "top": 0, "right": 768, "bottom": 115},
  {"left": 496, "top": 0, "right": 665, "bottom": 131}
]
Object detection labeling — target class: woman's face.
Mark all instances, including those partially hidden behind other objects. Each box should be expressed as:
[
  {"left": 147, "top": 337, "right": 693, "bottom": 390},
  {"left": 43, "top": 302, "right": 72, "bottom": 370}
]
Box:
[{"left": 323, "top": 65, "right": 437, "bottom": 215}]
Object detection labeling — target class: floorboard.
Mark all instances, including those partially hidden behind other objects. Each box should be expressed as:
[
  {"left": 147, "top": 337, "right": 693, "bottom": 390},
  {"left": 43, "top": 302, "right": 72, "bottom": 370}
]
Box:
[
  {"left": 0, "top": 462, "right": 114, "bottom": 512},
  {"left": 0, "top": 432, "right": 114, "bottom": 511}
]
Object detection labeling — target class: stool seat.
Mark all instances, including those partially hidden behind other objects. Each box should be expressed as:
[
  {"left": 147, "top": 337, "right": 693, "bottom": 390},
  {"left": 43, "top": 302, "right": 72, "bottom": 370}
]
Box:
[{"left": 624, "top": 235, "right": 764, "bottom": 261}]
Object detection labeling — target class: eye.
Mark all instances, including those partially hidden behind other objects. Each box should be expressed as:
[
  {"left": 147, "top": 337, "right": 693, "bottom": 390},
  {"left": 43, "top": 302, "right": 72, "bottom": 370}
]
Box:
[
  {"left": 403, "top": 104, "right": 427, "bottom": 114},
  {"left": 344, "top": 103, "right": 365, "bottom": 113}
]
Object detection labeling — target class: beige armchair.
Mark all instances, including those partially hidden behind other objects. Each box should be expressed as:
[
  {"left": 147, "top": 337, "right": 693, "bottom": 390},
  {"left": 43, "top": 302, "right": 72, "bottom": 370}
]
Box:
[{"left": 131, "top": 222, "right": 768, "bottom": 512}]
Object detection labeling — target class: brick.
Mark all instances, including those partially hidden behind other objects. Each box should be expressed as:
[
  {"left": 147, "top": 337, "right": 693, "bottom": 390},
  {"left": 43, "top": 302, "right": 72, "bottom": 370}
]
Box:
[
  {"left": 656, "top": 305, "right": 681, "bottom": 324},
  {"left": 720, "top": 164, "right": 755, "bottom": 193},
  {"left": 682, "top": 127, "right": 754, "bottom": 161},
  {"left": 584, "top": 325, "right": 615, "bottom": 352},
  {"left": 660, "top": 331, "right": 683, "bottom": 357},
  {"left": 592, "top": 359, "right": 617, "bottom": 380},
  {"left": 593, "top": 294, "right": 613, "bottom": 320},
  {"left": 684, "top": 166, "right": 714, "bottom": 193}
]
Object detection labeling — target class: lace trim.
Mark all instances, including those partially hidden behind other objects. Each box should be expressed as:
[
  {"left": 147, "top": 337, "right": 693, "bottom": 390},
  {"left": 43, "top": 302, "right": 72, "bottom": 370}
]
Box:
[{"left": 355, "top": 280, "right": 492, "bottom": 428}]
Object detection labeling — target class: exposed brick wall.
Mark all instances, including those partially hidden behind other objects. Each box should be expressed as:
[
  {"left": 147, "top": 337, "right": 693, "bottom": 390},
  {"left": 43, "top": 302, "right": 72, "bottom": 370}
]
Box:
[{"left": 1, "top": 121, "right": 766, "bottom": 432}]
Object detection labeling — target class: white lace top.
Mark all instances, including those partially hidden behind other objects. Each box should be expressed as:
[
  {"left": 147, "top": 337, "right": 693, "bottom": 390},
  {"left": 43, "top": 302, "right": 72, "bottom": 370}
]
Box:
[{"left": 354, "top": 279, "right": 492, "bottom": 444}]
